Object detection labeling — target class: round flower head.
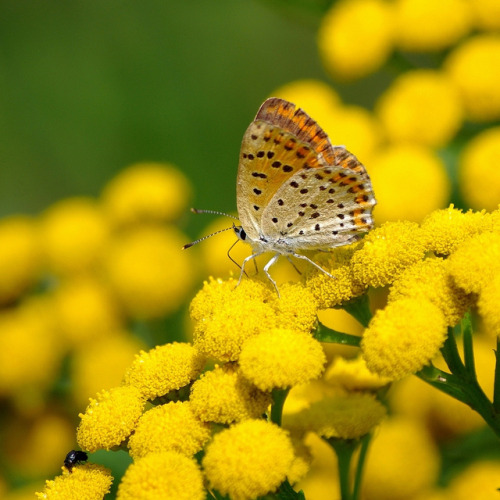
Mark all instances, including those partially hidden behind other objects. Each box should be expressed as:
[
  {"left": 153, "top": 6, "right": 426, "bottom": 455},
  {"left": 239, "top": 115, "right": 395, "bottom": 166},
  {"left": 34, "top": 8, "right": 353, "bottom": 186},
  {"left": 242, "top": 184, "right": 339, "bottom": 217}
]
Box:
[
  {"left": 101, "top": 162, "right": 192, "bottom": 227},
  {"left": 104, "top": 225, "right": 195, "bottom": 318},
  {"left": 393, "top": 0, "right": 471, "bottom": 51},
  {"left": 389, "top": 257, "right": 472, "bottom": 326},
  {"left": 117, "top": 452, "right": 204, "bottom": 500},
  {"left": 192, "top": 278, "right": 277, "bottom": 361},
  {"left": 445, "top": 34, "right": 500, "bottom": 121},
  {"left": 478, "top": 275, "right": 500, "bottom": 337},
  {"left": 367, "top": 145, "right": 450, "bottom": 223},
  {"left": 35, "top": 464, "right": 113, "bottom": 500},
  {"left": 189, "top": 363, "right": 271, "bottom": 424},
  {"left": 39, "top": 197, "right": 109, "bottom": 276},
  {"left": 77, "top": 385, "right": 145, "bottom": 452},
  {"left": 361, "top": 298, "right": 447, "bottom": 380},
  {"left": 376, "top": 70, "right": 463, "bottom": 147},
  {"left": 460, "top": 127, "right": 500, "bottom": 211},
  {"left": 421, "top": 205, "right": 488, "bottom": 255},
  {"left": 447, "top": 460, "right": 500, "bottom": 500},
  {"left": 128, "top": 401, "right": 210, "bottom": 459},
  {"left": 202, "top": 419, "right": 295, "bottom": 500},
  {"left": 123, "top": 342, "right": 205, "bottom": 400},
  {"left": 284, "top": 393, "right": 386, "bottom": 439},
  {"left": 351, "top": 221, "right": 427, "bottom": 288},
  {"left": 0, "top": 215, "right": 41, "bottom": 305},
  {"left": 448, "top": 231, "right": 500, "bottom": 294},
  {"left": 318, "top": 0, "right": 394, "bottom": 80},
  {"left": 470, "top": 0, "right": 500, "bottom": 30},
  {"left": 363, "top": 417, "right": 440, "bottom": 500},
  {"left": 239, "top": 328, "right": 326, "bottom": 391}
]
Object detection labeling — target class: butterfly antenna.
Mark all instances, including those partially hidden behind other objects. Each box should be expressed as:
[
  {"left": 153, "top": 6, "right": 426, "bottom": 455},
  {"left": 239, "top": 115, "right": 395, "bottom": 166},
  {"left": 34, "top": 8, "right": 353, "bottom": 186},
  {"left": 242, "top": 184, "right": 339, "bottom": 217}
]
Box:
[
  {"left": 190, "top": 208, "right": 240, "bottom": 221},
  {"left": 182, "top": 225, "right": 236, "bottom": 250}
]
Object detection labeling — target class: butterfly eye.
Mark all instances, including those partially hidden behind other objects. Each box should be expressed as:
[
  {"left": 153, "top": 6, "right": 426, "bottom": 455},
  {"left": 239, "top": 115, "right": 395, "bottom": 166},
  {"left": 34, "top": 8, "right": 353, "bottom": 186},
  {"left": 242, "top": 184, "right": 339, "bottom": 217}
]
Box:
[{"left": 234, "top": 226, "right": 247, "bottom": 241}]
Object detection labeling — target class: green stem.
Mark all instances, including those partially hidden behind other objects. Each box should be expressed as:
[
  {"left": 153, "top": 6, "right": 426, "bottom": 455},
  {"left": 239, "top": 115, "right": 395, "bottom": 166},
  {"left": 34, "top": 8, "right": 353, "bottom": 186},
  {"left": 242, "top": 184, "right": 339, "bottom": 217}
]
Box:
[
  {"left": 326, "top": 438, "right": 358, "bottom": 500},
  {"left": 342, "top": 294, "right": 372, "bottom": 328},
  {"left": 461, "top": 314, "right": 475, "bottom": 375},
  {"left": 352, "top": 434, "right": 371, "bottom": 500},
  {"left": 314, "top": 323, "right": 361, "bottom": 347},
  {"left": 494, "top": 336, "right": 500, "bottom": 414},
  {"left": 440, "top": 327, "right": 467, "bottom": 376},
  {"left": 270, "top": 388, "right": 290, "bottom": 426}
]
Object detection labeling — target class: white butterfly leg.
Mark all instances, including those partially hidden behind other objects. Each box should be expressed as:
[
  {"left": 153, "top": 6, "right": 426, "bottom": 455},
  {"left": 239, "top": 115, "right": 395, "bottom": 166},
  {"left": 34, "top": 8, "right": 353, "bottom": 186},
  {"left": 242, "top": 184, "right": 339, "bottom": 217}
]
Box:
[
  {"left": 290, "top": 252, "right": 334, "bottom": 279},
  {"left": 263, "top": 252, "right": 281, "bottom": 297},
  {"left": 237, "top": 250, "right": 265, "bottom": 287}
]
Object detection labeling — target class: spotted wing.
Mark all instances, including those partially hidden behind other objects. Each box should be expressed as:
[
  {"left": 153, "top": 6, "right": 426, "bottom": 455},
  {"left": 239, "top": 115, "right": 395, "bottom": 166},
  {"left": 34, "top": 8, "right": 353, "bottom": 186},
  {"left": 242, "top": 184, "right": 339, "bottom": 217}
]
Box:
[
  {"left": 237, "top": 98, "right": 338, "bottom": 241},
  {"left": 260, "top": 147, "right": 376, "bottom": 250}
]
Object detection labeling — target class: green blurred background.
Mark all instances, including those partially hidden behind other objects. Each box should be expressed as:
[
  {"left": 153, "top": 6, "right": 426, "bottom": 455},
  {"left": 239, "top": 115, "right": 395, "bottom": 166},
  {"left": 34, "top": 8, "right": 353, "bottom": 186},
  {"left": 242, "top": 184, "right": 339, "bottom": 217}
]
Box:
[{"left": 0, "top": 0, "right": 338, "bottom": 237}]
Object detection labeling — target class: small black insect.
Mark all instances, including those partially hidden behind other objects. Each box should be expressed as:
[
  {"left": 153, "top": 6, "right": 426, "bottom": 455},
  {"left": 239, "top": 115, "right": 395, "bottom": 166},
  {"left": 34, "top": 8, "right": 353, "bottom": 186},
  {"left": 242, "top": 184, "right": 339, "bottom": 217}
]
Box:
[{"left": 64, "top": 450, "right": 88, "bottom": 472}]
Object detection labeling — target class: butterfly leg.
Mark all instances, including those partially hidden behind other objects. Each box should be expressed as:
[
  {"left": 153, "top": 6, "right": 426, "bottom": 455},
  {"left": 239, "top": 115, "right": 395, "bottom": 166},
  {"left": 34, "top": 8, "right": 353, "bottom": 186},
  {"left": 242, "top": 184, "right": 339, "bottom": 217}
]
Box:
[
  {"left": 263, "top": 253, "right": 281, "bottom": 297},
  {"left": 291, "top": 253, "right": 334, "bottom": 279},
  {"left": 238, "top": 250, "right": 265, "bottom": 287},
  {"left": 286, "top": 256, "right": 302, "bottom": 276}
]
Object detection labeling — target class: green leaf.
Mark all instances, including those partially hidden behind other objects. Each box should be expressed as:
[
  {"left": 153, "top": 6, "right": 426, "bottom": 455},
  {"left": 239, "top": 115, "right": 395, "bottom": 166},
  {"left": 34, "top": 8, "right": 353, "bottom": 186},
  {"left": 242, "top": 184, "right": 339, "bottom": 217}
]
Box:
[{"left": 314, "top": 323, "right": 361, "bottom": 347}]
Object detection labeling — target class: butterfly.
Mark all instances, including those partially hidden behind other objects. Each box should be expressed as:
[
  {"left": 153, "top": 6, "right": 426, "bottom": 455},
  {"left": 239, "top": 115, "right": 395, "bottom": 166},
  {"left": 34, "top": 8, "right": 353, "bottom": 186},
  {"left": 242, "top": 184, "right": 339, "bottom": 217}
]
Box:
[{"left": 186, "top": 97, "right": 377, "bottom": 294}]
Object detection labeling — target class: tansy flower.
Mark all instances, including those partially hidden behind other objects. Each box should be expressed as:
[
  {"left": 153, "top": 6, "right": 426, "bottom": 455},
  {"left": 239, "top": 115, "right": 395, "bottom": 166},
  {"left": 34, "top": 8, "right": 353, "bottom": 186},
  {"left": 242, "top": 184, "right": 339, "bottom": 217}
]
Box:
[
  {"left": 101, "top": 162, "right": 192, "bottom": 227},
  {"left": 448, "top": 231, "right": 500, "bottom": 294},
  {"left": 318, "top": 0, "right": 394, "bottom": 80},
  {"left": 376, "top": 70, "right": 463, "bottom": 148},
  {"left": 77, "top": 385, "right": 145, "bottom": 452},
  {"left": 287, "top": 437, "right": 313, "bottom": 485},
  {"left": 0, "top": 215, "right": 41, "bottom": 306},
  {"left": 103, "top": 225, "right": 195, "bottom": 318},
  {"left": 52, "top": 276, "right": 121, "bottom": 346},
  {"left": 361, "top": 298, "right": 447, "bottom": 380},
  {"left": 238, "top": 328, "right": 326, "bottom": 391},
  {"left": 478, "top": 275, "right": 500, "bottom": 337},
  {"left": 350, "top": 221, "right": 427, "bottom": 288},
  {"left": 123, "top": 342, "right": 205, "bottom": 400},
  {"left": 272, "top": 282, "right": 318, "bottom": 332},
  {"left": 470, "top": 0, "right": 500, "bottom": 31},
  {"left": 459, "top": 126, "right": 500, "bottom": 211},
  {"left": 324, "top": 356, "right": 391, "bottom": 391},
  {"left": 388, "top": 257, "right": 472, "bottom": 326},
  {"left": 306, "top": 243, "right": 365, "bottom": 308},
  {"left": 202, "top": 419, "right": 295, "bottom": 500},
  {"left": 284, "top": 393, "right": 386, "bottom": 439},
  {"left": 117, "top": 452, "right": 204, "bottom": 500},
  {"left": 445, "top": 34, "right": 500, "bottom": 121},
  {"left": 189, "top": 363, "right": 271, "bottom": 424},
  {"left": 393, "top": 0, "right": 471, "bottom": 51},
  {"left": 39, "top": 197, "right": 110, "bottom": 276},
  {"left": 367, "top": 145, "right": 450, "bottom": 223},
  {"left": 127, "top": 401, "right": 210, "bottom": 459},
  {"left": 363, "top": 417, "right": 440, "bottom": 500},
  {"left": 192, "top": 279, "right": 276, "bottom": 361},
  {"left": 446, "top": 460, "right": 500, "bottom": 500},
  {"left": 35, "top": 464, "right": 113, "bottom": 500},
  {"left": 421, "top": 205, "right": 488, "bottom": 255}
]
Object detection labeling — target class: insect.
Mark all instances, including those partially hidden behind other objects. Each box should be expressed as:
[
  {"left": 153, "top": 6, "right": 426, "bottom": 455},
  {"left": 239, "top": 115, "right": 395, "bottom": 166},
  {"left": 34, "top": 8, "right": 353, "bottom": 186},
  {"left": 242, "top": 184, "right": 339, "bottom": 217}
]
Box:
[
  {"left": 185, "top": 97, "right": 376, "bottom": 294},
  {"left": 64, "top": 449, "right": 88, "bottom": 472}
]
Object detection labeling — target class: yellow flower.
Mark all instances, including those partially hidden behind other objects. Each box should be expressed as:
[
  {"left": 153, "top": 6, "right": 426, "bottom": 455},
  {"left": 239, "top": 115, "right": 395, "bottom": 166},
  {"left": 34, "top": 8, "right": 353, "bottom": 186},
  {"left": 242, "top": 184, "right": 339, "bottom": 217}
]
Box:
[
  {"left": 306, "top": 243, "right": 365, "bottom": 308},
  {"left": 77, "top": 385, "right": 145, "bottom": 452},
  {"left": 239, "top": 328, "right": 326, "bottom": 391},
  {"left": 445, "top": 34, "right": 500, "bottom": 121},
  {"left": 470, "top": 0, "right": 500, "bottom": 31},
  {"left": 104, "top": 225, "right": 195, "bottom": 318},
  {"left": 285, "top": 393, "right": 386, "bottom": 439},
  {"left": 272, "top": 282, "right": 318, "bottom": 332},
  {"left": 388, "top": 257, "right": 472, "bottom": 326},
  {"left": 117, "top": 452, "right": 204, "bottom": 500},
  {"left": 71, "top": 333, "right": 145, "bottom": 410},
  {"left": 189, "top": 363, "right": 271, "bottom": 424},
  {"left": 101, "top": 162, "right": 192, "bottom": 227},
  {"left": 324, "top": 356, "right": 391, "bottom": 391},
  {"left": 318, "top": 0, "right": 394, "bottom": 80},
  {"left": 123, "top": 342, "right": 205, "bottom": 400},
  {"left": 350, "top": 221, "right": 427, "bottom": 287},
  {"left": 460, "top": 126, "right": 500, "bottom": 211},
  {"left": 35, "top": 464, "right": 113, "bottom": 500},
  {"left": 376, "top": 70, "right": 463, "bottom": 147},
  {"left": 271, "top": 79, "right": 341, "bottom": 126},
  {"left": 394, "top": 0, "right": 471, "bottom": 51},
  {"left": 39, "top": 197, "right": 110, "bottom": 276},
  {"left": 478, "top": 275, "right": 500, "bottom": 337},
  {"left": 448, "top": 231, "right": 500, "bottom": 294},
  {"left": 0, "top": 215, "right": 41, "bottom": 305},
  {"left": 368, "top": 145, "right": 450, "bottom": 223},
  {"left": 361, "top": 298, "right": 447, "bottom": 380},
  {"left": 128, "top": 401, "right": 210, "bottom": 459},
  {"left": 52, "top": 276, "right": 121, "bottom": 346},
  {"left": 421, "top": 204, "right": 487, "bottom": 255},
  {"left": 363, "top": 417, "right": 440, "bottom": 500},
  {"left": 447, "top": 460, "right": 500, "bottom": 500},
  {"left": 202, "top": 419, "right": 295, "bottom": 500}
]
